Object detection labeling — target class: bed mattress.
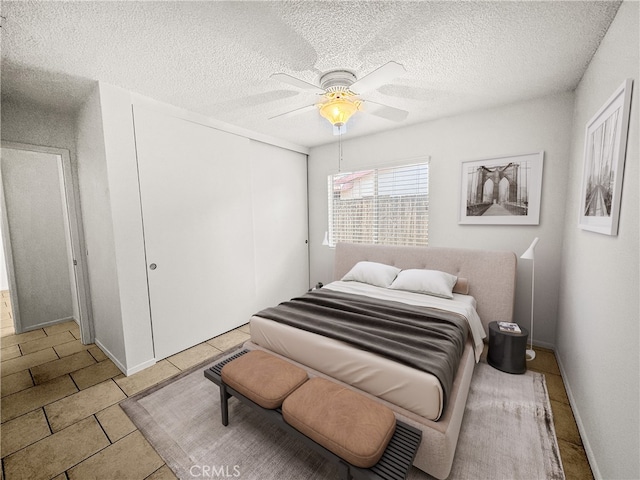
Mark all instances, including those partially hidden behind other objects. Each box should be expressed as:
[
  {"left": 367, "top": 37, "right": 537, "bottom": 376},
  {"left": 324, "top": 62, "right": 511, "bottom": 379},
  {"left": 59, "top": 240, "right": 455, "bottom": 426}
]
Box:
[{"left": 249, "top": 281, "right": 485, "bottom": 420}]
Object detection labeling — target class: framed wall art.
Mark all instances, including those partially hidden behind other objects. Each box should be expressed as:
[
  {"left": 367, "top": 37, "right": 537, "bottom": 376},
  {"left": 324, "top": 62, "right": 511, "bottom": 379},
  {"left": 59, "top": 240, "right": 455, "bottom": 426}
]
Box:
[
  {"left": 578, "top": 79, "right": 633, "bottom": 236},
  {"left": 459, "top": 151, "right": 544, "bottom": 225}
]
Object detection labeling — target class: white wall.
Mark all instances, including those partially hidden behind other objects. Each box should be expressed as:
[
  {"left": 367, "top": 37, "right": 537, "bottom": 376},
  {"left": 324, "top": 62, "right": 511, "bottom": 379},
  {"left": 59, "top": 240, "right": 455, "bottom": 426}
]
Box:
[
  {"left": 308, "top": 92, "right": 574, "bottom": 347},
  {"left": 76, "top": 86, "right": 127, "bottom": 368},
  {"left": 557, "top": 2, "right": 639, "bottom": 479},
  {"left": 1, "top": 99, "right": 78, "bottom": 161},
  {"left": 0, "top": 99, "right": 86, "bottom": 329},
  {"left": 0, "top": 231, "right": 7, "bottom": 291}
]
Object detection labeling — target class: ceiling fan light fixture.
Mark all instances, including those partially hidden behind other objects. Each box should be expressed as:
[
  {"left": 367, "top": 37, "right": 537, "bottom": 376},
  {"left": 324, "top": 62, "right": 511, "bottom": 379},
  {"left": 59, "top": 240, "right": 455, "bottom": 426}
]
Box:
[{"left": 318, "top": 95, "right": 361, "bottom": 127}]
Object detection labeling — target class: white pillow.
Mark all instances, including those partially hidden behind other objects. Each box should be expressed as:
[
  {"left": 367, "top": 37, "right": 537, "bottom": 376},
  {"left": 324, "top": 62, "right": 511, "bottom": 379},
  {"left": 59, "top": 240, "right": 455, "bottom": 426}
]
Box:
[
  {"left": 341, "top": 261, "right": 401, "bottom": 288},
  {"left": 389, "top": 269, "right": 458, "bottom": 299}
]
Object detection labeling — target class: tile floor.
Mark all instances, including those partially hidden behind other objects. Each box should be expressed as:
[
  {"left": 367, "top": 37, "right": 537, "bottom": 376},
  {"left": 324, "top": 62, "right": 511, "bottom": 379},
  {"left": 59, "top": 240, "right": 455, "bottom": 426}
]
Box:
[
  {"left": 1, "top": 290, "right": 592, "bottom": 479},
  {"left": 526, "top": 347, "right": 594, "bottom": 480}
]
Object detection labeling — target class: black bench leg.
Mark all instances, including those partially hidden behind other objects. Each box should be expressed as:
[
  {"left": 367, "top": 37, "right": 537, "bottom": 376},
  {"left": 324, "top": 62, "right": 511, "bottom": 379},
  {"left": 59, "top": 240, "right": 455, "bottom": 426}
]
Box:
[
  {"left": 338, "top": 460, "right": 351, "bottom": 480},
  {"left": 220, "top": 383, "right": 230, "bottom": 426}
]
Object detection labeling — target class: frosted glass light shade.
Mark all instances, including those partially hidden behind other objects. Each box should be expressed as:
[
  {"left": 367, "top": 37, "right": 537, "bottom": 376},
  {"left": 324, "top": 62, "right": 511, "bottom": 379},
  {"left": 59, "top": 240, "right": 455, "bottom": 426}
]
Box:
[{"left": 318, "top": 97, "right": 361, "bottom": 127}]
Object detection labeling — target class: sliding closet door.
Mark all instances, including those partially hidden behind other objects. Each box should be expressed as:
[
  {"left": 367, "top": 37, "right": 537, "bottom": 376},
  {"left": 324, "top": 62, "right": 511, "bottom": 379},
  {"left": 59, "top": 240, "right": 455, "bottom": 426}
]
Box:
[
  {"left": 250, "top": 141, "right": 309, "bottom": 308},
  {"left": 133, "top": 106, "right": 256, "bottom": 359}
]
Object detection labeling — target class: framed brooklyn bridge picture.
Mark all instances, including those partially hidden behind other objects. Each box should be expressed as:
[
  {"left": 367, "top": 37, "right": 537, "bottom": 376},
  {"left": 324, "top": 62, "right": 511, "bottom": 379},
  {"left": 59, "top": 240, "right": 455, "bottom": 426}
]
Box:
[
  {"left": 459, "top": 151, "right": 544, "bottom": 225},
  {"left": 578, "top": 79, "right": 633, "bottom": 236}
]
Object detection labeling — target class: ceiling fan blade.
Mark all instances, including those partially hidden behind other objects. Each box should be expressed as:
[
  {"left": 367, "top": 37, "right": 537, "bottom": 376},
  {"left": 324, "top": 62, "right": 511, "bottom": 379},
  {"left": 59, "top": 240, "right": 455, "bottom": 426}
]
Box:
[
  {"left": 363, "top": 100, "right": 409, "bottom": 122},
  {"left": 271, "top": 73, "right": 325, "bottom": 94},
  {"left": 268, "top": 103, "right": 317, "bottom": 120},
  {"left": 350, "top": 61, "right": 406, "bottom": 93},
  {"left": 378, "top": 84, "right": 437, "bottom": 101}
]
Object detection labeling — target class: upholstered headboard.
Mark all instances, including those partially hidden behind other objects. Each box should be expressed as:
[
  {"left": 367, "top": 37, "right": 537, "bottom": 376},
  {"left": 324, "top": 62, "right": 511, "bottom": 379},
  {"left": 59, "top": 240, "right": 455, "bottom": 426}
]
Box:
[{"left": 333, "top": 243, "right": 517, "bottom": 335}]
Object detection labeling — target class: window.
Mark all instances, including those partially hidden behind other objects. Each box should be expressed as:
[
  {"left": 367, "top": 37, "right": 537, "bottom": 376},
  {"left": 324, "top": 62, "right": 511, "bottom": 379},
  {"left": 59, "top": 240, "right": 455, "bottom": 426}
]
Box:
[{"left": 327, "top": 161, "right": 429, "bottom": 247}]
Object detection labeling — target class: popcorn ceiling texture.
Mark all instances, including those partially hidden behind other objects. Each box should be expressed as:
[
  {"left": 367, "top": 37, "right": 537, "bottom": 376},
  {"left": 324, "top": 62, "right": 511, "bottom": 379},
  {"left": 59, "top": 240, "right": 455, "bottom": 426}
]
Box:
[{"left": 0, "top": 1, "right": 621, "bottom": 148}]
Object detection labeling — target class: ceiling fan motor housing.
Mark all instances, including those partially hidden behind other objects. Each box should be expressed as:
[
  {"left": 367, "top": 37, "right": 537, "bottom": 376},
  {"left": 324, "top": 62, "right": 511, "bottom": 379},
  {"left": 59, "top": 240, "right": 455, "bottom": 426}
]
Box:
[{"left": 319, "top": 70, "right": 357, "bottom": 93}]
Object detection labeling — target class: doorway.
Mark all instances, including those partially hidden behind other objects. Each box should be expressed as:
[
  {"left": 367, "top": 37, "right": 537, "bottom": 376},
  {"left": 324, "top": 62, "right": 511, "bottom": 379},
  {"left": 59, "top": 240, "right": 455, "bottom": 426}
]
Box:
[{"left": 0, "top": 142, "right": 91, "bottom": 342}]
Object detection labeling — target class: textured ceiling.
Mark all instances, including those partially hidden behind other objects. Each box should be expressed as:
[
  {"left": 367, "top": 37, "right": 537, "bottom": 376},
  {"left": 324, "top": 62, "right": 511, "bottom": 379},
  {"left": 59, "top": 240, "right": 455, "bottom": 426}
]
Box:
[{"left": 1, "top": 1, "right": 621, "bottom": 148}]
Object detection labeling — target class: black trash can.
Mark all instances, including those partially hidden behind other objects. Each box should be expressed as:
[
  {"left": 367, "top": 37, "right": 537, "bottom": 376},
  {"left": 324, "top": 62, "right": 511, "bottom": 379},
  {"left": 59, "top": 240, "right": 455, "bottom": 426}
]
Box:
[{"left": 487, "top": 321, "right": 529, "bottom": 374}]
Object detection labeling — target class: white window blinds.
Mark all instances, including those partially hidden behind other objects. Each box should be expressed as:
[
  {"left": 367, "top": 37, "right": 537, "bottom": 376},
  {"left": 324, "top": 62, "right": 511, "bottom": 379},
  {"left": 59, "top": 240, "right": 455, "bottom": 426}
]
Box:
[{"left": 327, "top": 161, "right": 429, "bottom": 247}]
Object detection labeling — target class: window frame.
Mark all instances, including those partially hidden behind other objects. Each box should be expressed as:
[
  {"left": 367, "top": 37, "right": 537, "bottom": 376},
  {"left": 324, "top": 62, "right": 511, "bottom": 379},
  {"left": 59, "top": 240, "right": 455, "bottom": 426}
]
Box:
[{"left": 326, "top": 159, "right": 430, "bottom": 248}]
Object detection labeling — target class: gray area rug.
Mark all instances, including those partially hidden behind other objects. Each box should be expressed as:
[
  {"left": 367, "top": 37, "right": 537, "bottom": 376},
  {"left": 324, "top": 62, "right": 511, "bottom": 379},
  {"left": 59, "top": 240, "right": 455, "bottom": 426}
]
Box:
[{"left": 122, "top": 350, "right": 564, "bottom": 480}]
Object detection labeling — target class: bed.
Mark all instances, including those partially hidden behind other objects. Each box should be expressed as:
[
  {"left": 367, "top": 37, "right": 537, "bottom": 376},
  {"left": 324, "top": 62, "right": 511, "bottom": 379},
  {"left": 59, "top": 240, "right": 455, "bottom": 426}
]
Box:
[{"left": 244, "top": 242, "right": 517, "bottom": 479}]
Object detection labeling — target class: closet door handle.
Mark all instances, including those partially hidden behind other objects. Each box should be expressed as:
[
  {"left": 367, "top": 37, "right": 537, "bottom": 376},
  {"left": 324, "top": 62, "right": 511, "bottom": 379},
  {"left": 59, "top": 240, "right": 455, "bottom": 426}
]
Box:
[{"left": 149, "top": 263, "right": 157, "bottom": 270}]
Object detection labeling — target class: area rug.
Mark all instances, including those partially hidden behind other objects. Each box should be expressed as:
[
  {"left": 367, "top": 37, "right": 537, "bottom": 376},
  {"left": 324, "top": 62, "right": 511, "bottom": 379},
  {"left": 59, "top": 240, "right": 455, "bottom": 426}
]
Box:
[{"left": 121, "top": 350, "right": 564, "bottom": 480}]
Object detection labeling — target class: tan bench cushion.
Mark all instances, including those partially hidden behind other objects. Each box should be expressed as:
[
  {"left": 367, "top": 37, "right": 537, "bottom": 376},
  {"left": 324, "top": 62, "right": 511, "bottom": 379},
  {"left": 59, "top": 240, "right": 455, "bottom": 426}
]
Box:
[
  {"left": 282, "top": 377, "right": 396, "bottom": 468},
  {"left": 221, "top": 350, "right": 307, "bottom": 409}
]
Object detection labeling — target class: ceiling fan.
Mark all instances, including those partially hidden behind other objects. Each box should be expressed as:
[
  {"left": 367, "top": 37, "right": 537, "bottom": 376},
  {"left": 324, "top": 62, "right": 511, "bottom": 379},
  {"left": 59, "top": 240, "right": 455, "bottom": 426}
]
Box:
[{"left": 269, "top": 61, "right": 409, "bottom": 134}]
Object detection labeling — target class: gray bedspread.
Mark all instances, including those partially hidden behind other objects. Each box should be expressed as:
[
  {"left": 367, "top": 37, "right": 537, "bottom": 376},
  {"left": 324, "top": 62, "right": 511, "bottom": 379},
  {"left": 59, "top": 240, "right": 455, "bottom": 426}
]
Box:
[{"left": 255, "top": 289, "right": 469, "bottom": 407}]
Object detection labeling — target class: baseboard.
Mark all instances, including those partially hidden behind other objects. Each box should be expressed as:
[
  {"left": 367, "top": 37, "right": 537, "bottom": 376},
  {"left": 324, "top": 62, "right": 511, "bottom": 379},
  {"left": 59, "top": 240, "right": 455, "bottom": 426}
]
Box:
[
  {"left": 94, "top": 339, "right": 128, "bottom": 375},
  {"left": 532, "top": 339, "right": 555, "bottom": 351},
  {"left": 555, "top": 352, "right": 601, "bottom": 480},
  {"left": 19, "top": 316, "right": 78, "bottom": 333},
  {"left": 94, "top": 339, "right": 157, "bottom": 376},
  {"left": 125, "top": 357, "right": 157, "bottom": 376}
]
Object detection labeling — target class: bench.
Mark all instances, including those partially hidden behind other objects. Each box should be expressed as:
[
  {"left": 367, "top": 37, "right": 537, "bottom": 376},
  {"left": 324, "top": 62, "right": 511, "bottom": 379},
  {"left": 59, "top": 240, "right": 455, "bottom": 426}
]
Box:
[{"left": 204, "top": 349, "right": 422, "bottom": 480}]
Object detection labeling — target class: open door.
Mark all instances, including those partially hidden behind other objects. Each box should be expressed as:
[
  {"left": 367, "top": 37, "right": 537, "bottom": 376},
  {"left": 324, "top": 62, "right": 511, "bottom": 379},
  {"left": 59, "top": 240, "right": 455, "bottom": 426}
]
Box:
[{"left": 0, "top": 142, "right": 92, "bottom": 342}]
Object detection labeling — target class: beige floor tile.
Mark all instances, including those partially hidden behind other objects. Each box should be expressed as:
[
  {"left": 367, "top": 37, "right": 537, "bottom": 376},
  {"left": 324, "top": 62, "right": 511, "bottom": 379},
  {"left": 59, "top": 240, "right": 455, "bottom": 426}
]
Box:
[
  {"left": 45, "top": 380, "right": 126, "bottom": 432},
  {"left": 0, "top": 344, "right": 21, "bottom": 361},
  {"left": 167, "top": 342, "right": 221, "bottom": 371},
  {"left": 68, "top": 430, "right": 164, "bottom": 480},
  {"left": 114, "top": 360, "right": 180, "bottom": 397},
  {"left": 1, "top": 326, "right": 15, "bottom": 338},
  {"left": 0, "top": 409, "right": 51, "bottom": 458},
  {"left": 31, "top": 350, "right": 96, "bottom": 385},
  {"left": 146, "top": 464, "right": 178, "bottom": 480},
  {"left": 95, "top": 404, "right": 137, "bottom": 443},
  {"left": 1, "top": 370, "right": 34, "bottom": 398},
  {"left": 206, "top": 329, "right": 250, "bottom": 352},
  {"left": 545, "top": 372, "right": 570, "bottom": 405},
  {"left": 237, "top": 323, "right": 250, "bottom": 334},
  {"left": 551, "top": 399, "right": 583, "bottom": 446},
  {"left": 1, "top": 316, "right": 13, "bottom": 327},
  {"left": 1, "top": 348, "right": 59, "bottom": 377},
  {"left": 3, "top": 416, "right": 109, "bottom": 480},
  {"left": 0, "top": 329, "right": 45, "bottom": 348},
  {"left": 53, "top": 339, "right": 92, "bottom": 358},
  {"left": 0, "top": 326, "right": 15, "bottom": 338},
  {"left": 71, "top": 359, "right": 123, "bottom": 390},
  {"left": 71, "top": 326, "right": 82, "bottom": 340},
  {"left": 1, "top": 375, "right": 78, "bottom": 423},
  {"left": 20, "top": 331, "right": 76, "bottom": 355},
  {"left": 88, "top": 345, "right": 108, "bottom": 362},
  {"left": 43, "top": 321, "right": 78, "bottom": 336},
  {"left": 558, "top": 438, "right": 594, "bottom": 480}
]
